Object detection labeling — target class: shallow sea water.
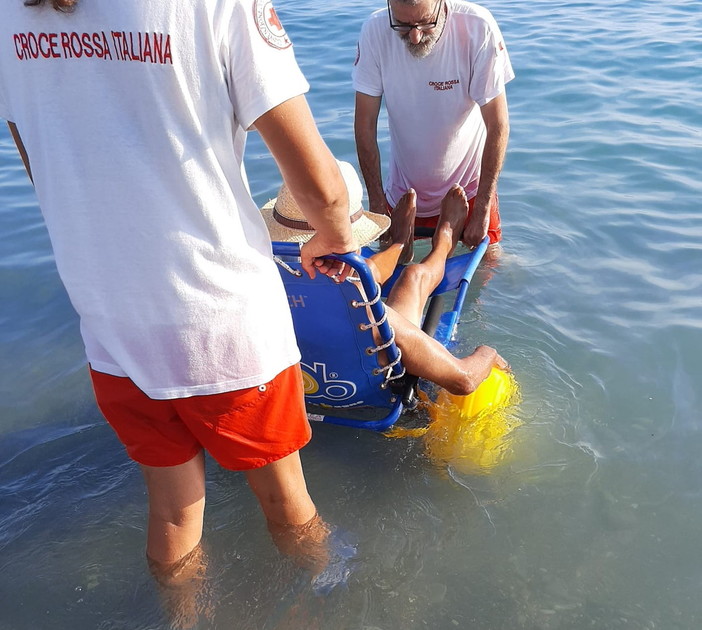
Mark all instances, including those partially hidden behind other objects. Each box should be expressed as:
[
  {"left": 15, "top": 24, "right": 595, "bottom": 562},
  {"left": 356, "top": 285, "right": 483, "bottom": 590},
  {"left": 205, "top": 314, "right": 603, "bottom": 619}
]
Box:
[{"left": 1, "top": 1, "right": 701, "bottom": 628}]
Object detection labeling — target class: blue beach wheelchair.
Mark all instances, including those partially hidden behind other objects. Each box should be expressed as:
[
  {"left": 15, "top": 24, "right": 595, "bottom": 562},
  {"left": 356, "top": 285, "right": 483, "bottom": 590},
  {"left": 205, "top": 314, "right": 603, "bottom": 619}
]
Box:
[{"left": 272, "top": 234, "right": 489, "bottom": 432}]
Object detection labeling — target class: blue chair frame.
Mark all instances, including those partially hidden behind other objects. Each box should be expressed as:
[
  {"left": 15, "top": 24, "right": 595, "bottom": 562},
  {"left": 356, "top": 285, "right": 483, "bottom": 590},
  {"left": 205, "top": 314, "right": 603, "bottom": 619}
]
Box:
[{"left": 272, "top": 236, "right": 488, "bottom": 431}]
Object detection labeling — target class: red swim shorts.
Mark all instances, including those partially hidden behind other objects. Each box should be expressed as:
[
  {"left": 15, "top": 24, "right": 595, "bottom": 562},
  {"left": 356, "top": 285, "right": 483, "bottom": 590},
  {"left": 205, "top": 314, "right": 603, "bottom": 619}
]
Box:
[
  {"left": 90, "top": 363, "right": 311, "bottom": 470},
  {"left": 389, "top": 191, "right": 502, "bottom": 244}
]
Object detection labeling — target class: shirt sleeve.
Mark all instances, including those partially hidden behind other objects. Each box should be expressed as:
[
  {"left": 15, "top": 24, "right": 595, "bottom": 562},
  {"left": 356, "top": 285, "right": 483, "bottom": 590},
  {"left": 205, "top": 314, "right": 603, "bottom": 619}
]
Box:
[
  {"left": 0, "top": 66, "right": 11, "bottom": 121},
  {"left": 469, "top": 16, "right": 515, "bottom": 107},
  {"left": 221, "top": 0, "right": 310, "bottom": 130},
  {"left": 352, "top": 18, "right": 384, "bottom": 97}
]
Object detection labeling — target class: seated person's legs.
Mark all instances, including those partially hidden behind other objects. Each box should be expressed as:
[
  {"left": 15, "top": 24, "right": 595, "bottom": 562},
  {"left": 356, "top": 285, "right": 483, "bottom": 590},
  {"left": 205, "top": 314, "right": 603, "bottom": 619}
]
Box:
[
  {"left": 384, "top": 185, "right": 468, "bottom": 327},
  {"left": 385, "top": 305, "right": 509, "bottom": 395},
  {"left": 414, "top": 189, "right": 502, "bottom": 260},
  {"left": 364, "top": 186, "right": 506, "bottom": 393},
  {"left": 383, "top": 188, "right": 417, "bottom": 265},
  {"left": 367, "top": 186, "right": 467, "bottom": 292},
  {"left": 366, "top": 242, "right": 406, "bottom": 286}
]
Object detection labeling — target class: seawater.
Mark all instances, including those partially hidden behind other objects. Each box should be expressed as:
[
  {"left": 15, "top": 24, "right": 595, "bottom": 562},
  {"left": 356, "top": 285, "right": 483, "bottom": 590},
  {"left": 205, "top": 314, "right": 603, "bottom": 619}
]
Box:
[{"left": 1, "top": 1, "right": 701, "bottom": 628}]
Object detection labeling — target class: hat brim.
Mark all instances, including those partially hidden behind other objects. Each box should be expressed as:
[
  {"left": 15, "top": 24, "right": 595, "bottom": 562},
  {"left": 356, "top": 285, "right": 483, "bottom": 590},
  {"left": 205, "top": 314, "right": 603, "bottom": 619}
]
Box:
[{"left": 261, "top": 198, "right": 391, "bottom": 246}]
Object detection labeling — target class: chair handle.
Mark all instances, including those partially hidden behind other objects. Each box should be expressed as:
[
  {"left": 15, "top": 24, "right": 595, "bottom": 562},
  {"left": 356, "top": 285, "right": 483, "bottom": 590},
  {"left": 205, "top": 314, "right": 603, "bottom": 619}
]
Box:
[{"left": 272, "top": 243, "right": 379, "bottom": 292}]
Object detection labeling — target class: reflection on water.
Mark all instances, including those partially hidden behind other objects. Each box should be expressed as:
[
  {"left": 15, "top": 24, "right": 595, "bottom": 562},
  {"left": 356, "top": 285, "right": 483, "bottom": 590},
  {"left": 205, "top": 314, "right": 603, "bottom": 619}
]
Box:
[{"left": 2, "top": 0, "right": 702, "bottom": 627}]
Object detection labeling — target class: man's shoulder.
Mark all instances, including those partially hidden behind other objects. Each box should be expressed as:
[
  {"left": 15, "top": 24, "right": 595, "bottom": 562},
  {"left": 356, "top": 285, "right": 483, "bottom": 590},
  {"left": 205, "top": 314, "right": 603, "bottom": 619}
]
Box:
[
  {"left": 364, "top": 7, "right": 387, "bottom": 23},
  {"left": 361, "top": 7, "right": 391, "bottom": 35},
  {"left": 358, "top": 6, "right": 395, "bottom": 54},
  {"left": 448, "top": 0, "right": 499, "bottom": 25}
]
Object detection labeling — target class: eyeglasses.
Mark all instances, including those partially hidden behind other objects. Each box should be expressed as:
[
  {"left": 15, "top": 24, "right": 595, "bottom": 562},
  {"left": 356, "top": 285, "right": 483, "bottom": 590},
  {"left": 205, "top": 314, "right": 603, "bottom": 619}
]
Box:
[{"left": 387, "top": 0, "right": 443, "bottom": 33}]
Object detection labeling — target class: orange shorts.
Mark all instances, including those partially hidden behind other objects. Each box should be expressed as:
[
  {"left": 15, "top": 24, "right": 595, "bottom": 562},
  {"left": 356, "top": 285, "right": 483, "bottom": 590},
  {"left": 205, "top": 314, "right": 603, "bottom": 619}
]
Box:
[
  {"left": 90, "top": 364, "right": 311, "bottom": 470},
  {"left": 389, "top": 191, "right": 502, "bottom": 244}
]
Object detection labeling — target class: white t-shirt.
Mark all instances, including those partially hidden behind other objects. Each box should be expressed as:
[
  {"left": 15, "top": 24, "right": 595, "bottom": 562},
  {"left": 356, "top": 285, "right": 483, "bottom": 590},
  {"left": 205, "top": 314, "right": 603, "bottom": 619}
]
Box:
[
  {"left": 0, "top": 0, "right": 308, "bottom": 399},
  {"left": 352, "top": 0, "right": 515, "bottom": 216}
]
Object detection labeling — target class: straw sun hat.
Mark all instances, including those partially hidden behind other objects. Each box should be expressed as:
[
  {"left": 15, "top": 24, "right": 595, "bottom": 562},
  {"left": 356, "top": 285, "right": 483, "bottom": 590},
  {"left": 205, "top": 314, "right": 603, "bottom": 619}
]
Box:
[{"left": 261, "top": 161, "right": 390, "bottom": 246}]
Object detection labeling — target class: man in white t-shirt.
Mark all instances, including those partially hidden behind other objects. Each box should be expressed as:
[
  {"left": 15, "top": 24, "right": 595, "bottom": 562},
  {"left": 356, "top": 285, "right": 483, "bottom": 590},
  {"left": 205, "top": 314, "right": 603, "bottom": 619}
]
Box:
[
  {"left": 1, "top": 0, "right": 357, "bottom": 598},
  {"left": 353, "top": 0, "right": 514, "bottom": 261}
]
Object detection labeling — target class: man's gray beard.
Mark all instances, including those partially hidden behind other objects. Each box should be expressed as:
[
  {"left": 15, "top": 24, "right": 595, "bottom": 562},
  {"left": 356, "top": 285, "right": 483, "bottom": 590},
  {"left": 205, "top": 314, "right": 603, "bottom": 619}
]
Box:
[
  {"left": 400, "top": 5, "right": 446, "bottom": 59},
  {"left": 402, "top": 31, "right": 440, "bottom": 58}
]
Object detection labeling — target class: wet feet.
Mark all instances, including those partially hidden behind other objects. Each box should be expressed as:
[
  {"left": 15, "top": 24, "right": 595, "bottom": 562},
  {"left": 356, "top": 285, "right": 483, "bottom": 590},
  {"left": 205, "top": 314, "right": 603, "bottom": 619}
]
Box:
[
  {"left": 434, "top": 184, "right": 469, "bottom": 256},
  {"left": 268, "top": 513, "right": 331, "bottom": 575},
  {"left": 388, "top": 189, "right": 417, "bottom": 265}
]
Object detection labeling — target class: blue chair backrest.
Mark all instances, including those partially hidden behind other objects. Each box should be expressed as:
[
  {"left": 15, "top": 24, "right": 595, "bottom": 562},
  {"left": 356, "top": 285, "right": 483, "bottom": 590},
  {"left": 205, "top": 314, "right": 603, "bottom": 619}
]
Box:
[{"left": 272, "top": 243, "right": 405, "bottom": 431}]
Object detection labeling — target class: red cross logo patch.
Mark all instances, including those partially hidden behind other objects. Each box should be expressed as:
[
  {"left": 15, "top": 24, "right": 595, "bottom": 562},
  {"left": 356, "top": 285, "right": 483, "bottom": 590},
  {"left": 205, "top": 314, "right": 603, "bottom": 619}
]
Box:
[{"left": 254, "top": 0, "right": 291, "bottom": 50}]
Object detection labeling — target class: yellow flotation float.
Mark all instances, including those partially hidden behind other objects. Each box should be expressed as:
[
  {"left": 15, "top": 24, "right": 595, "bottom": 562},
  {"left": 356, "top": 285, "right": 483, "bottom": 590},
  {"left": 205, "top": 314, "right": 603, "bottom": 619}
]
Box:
[{"left": 388, "top": 368, "right": 522, "bottom": 474}]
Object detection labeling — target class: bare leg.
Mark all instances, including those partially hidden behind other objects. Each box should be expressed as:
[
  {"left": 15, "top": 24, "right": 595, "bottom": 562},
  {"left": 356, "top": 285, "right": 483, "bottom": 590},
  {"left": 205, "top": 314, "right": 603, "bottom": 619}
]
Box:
[
  {"left": 245, "top": 451, "right": 330, "bottom": 573},
  {"left": 386, "top": 189, "right": 417, "bottom": 264},
  {"left": 149, "top": 545, "right": 209, "bottom": 630},
  {"left": 386, "top": 184, "right": 468, "bottom": 327},
  {"left": 141, "top": 452, "right": 207, "bottom": 629},
  {"left": 366, "top": 242, "right": 404, "bottom": 285},
  {"left": 386, "top": 305, "right": 509, "bottom": 395},
  {"left": 369, "top": 187, "right": 507, "bottom": 395},
  {"left": 141, "top": 451, "right": 206, "bottom": 565}
]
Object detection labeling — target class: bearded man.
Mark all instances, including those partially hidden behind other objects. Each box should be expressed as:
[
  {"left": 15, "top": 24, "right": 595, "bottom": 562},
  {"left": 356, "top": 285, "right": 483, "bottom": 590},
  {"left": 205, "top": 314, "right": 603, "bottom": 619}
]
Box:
[{"left": 353, "top": 0, "right": 514, "bottom": 262}]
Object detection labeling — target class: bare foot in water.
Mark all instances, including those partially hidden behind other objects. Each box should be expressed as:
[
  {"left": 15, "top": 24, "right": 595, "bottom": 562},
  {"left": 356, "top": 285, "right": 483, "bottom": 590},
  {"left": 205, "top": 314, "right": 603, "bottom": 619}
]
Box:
[
  {"left": 149, "top": 545, "right": 210, "bottom": 630},
  {"left": 268, "top": 513, "right": 331, "bottom": 575},
  {"left": 434, "top": 184, "right": 469, "bottom": 256},
  {"left": 367, "top": 242, "right": 404, "bottom": 285},
  {"left": 388, "top": 189, "right": 417, "bottom": 264}
]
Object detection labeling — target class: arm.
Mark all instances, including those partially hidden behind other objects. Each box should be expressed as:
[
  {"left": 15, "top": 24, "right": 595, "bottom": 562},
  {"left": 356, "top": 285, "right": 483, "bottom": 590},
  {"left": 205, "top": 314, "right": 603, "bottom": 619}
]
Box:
[
  {"left": 462, "top": 92, "right": 510, "bottom": 247},
  {"left": 254, "top": 95, "right": 358, "bottom": 279},
  {"left": 354, "top": 92, "right": 387, "bottom": 216},
  {"left": 7, "top": 122, "right": 33, "bottom": 184}
]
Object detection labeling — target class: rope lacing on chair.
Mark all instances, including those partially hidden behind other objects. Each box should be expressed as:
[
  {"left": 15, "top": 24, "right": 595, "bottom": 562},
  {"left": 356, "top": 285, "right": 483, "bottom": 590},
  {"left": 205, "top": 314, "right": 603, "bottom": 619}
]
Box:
[
  {"left": 350, "top": 278, "right": 406, "bottom": 387},
  {"left": 274, "top": 256, "right": 302, "bottom": 277},
  {"left": 359, "top": 310, "right": 387, "bottom": 330},
  {"left": 350, "top": 290, "right": 381, "bottom": 308},
  {"left": 351, "top": 279, "right": 390, "bottom": 330},
  {"left": 375, "top": 348, "right": 405, "bottom": 388}
]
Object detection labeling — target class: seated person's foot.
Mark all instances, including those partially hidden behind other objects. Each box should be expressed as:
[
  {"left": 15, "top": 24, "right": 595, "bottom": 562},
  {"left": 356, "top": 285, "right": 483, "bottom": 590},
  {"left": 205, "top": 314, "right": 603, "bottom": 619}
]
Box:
[
  {"left": 388, "top": 189, "right": 417, "bottom": 264},
  {"left": 367, "top": 243, "right": 405, "bottom": 285},
  {"left": 435, "top": 184, "right": 469, "bottom": 255}
]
